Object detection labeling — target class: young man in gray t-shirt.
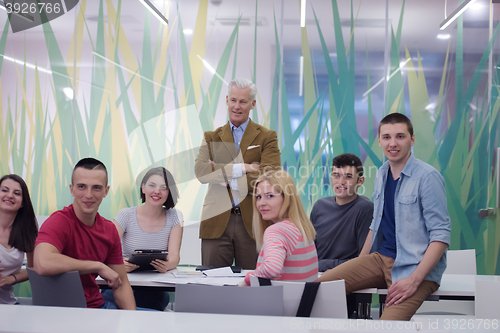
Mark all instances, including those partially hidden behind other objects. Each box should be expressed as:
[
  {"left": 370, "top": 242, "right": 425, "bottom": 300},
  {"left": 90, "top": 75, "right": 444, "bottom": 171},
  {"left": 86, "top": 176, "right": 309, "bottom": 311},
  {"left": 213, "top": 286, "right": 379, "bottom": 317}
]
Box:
[
  {"left": 311, "top": 153, "right": 373, "bottom": 272},
  {"left": 311, "top": 153, "right": 373, "bottom": 318}
]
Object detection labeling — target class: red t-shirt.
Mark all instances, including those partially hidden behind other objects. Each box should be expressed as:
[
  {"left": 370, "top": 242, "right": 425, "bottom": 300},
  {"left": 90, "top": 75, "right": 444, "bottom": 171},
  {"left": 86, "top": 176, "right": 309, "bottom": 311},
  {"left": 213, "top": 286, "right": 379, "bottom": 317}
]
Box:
[{"left": 36, "top": 205, "right": 123, "bottom": 308}]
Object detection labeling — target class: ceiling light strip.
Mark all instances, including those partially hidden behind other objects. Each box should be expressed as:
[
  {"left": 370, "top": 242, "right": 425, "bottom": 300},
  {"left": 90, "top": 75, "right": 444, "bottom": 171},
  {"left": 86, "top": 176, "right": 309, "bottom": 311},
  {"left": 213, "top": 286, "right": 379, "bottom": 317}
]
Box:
[
  {"left": 93, "top": 52, "right": 173, "bottom": 91},
  {"left": 0, "top": 54, "right": 52, "bottom": 74},
  {"left": 299, "top": 56, "right": 304, "bottom": 97},
  {"left": 196, "top": 55, "right": 228, "bottom": 85},
  {"left": 300, "top": 0, "right": 306, "bottom": 27},
  {"left": 139, "top": 0, "right": 168, "bottom": 25},
  {"left": 362, "top": 58, "right": 410, "bottom": 97},
  {"left": 0, "top": 53, "right": 112, "bottom": 92},
  {"left": 440, "top": 0, "right": 476, "bottom": 30}
]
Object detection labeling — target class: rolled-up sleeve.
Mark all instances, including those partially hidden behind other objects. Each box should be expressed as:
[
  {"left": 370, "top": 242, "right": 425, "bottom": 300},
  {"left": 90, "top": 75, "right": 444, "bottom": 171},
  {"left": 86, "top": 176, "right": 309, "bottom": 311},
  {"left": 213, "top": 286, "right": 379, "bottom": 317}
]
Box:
[{"left": 420, "top": 170, "right": 451, "bottom": 246}]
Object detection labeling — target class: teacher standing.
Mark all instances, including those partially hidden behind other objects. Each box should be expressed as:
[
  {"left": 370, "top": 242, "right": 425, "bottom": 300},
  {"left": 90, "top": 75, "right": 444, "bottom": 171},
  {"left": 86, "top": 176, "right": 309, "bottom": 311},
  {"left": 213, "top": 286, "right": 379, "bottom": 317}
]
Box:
[{"left": 195, "top": 78, "right": 281, "bottom": 269}]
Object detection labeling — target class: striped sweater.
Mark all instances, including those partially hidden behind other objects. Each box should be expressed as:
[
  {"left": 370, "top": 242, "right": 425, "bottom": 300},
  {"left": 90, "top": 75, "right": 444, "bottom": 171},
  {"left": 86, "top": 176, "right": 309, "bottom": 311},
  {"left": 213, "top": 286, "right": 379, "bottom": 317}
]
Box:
[
  {"left": 115, "top": 207, "right": 183, "bottom": 258},
  {"left": 245, "top": 220, "right": 318, "bottom": 285}
]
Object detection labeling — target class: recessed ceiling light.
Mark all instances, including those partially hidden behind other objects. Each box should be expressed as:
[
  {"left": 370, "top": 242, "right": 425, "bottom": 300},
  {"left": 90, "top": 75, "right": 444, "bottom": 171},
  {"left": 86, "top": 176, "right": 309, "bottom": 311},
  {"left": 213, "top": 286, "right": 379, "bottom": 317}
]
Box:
[
  {"left": 425, "top": 103, "right": 436, "bottom": 111},
  {"left": 470, "top": 2, "right": 483, "bottom": 10},
  {"left": 63, "top": 87, "right": 74, "bottom": 100},
  {"left": 437, "top": 34, "right": 451, "bottom": 40},
  {"left": 183, "top": 29, "right": 193, "bottom": 35}
]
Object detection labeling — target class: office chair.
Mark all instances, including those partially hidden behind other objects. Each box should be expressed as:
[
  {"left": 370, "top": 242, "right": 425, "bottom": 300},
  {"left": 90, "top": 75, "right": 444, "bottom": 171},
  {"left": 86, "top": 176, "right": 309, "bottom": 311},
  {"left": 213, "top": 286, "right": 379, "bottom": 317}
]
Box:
[
  {"left": 27, "top": 268, "right": 87, "bottom": 308},
  {"left": 414, "top": 249, "right": 476, "bottom": 316},
  {"left": 250, "top": 276, "right": 348, "bottom": 318},
  {"left": 174, "top": 283, "right": 284, "bottom": 316},
  {"left": 475, "top": 278, "right": 500, "bottom": 319}
]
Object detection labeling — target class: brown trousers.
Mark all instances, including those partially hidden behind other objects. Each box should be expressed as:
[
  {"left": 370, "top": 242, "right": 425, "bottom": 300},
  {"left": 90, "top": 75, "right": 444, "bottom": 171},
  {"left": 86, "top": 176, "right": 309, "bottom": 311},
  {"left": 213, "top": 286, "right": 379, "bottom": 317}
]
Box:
[
  {"left": 320, "top": 252, "right": 438, "bottom": 321},
  {"left": 201, "top": 212, "right": 258, "bottom": 270}
]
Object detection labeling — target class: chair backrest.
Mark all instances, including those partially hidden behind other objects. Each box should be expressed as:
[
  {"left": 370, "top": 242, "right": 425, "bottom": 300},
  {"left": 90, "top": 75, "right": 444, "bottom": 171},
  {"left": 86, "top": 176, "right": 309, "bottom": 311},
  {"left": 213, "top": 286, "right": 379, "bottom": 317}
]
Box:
[
  {"left": 271, "top": 280, "right": 347, "bottom": 318},
  {"left": 475, "top": 278, "right": 500, "bottom": 319},
  {"left": 36, "top": 216, "right": 50, "bottom": 229},
  {"left": 174, "top": 284, "right": 284, "bottom": 316},
  {"left": 249, "top": 276, "right": 347, "bottom": 318},
  {"left": 27, "top": 268, "right": 87, "bottom": 308},
  {"left": 445, "top": 249, "right": 476, "bottom": 275}
]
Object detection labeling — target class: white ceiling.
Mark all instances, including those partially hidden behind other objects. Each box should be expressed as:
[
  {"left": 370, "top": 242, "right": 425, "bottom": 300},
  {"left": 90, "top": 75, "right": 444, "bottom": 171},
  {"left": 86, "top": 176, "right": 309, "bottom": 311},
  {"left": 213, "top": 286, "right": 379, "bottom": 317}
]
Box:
[
  {"left": 0, "top": 0, "right": 497, "bottom": 78},
  {"left": 2, "top": 0, "right": 497, "bottom": 49}
]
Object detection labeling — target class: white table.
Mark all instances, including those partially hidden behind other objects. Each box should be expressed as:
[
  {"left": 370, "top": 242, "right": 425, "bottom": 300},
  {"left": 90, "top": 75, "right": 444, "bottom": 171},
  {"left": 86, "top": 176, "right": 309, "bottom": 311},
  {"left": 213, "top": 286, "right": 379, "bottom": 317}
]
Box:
[
  {"left": 374, "top": 274, "right": 493, "bottom": 318},
  {"left": 98, "top": 272, "right": 481, "bottom": 297},
  {"left": 101, "top": 271, "right": 378, "bottom": 290},
  {"left": 377, "top": 274, "right": 479, "bottom": 300},
  {"left": 98, "top": 272, "right": 495, "bottom": 320},
  {"left": 112, "top": 273, "right": 493, "bottom": 299},
  {"left": 97, "top": 269, "right": 248, "bottom": 291},
  {"left": 350, "top": 274, "right": 484, "bottom": 319},
  {"left": 1, "top": 304, "right": 498, "bottom": 333},
  {"left": 98, "top": 271, "right": 177, "bottom": 290}
]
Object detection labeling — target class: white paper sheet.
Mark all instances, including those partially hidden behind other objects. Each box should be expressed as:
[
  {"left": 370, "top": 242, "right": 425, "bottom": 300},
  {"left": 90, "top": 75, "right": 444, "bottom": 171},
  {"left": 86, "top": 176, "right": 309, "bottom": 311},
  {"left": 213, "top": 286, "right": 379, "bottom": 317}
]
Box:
[{"left": 202, "top": 267, "right": 245, "bottom": 277}]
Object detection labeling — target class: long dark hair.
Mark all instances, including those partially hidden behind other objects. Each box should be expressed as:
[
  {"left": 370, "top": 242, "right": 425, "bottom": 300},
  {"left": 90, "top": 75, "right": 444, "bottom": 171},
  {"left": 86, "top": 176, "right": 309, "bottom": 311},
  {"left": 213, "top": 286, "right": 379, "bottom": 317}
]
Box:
[
  {"left": 0, "top": 174, "right": 38, "bottom": 253},
  {"left": 140, "top": 167, "right": 179, "bottom": 210}
]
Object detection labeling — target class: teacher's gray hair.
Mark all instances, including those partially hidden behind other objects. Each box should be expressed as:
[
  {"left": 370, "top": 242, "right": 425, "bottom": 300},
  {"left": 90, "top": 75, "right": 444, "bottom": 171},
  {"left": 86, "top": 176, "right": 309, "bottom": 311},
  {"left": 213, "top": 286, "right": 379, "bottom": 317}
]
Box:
[{"left": 228, "top": 78, "right": 257, "bottom": 101}]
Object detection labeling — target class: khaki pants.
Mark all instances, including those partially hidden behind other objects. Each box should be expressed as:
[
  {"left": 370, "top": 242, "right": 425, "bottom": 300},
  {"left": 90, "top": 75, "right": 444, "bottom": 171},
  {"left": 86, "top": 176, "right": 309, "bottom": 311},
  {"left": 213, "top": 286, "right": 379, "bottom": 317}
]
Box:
[
  {"left": 201, "top": 212, "right": 258, "bottom": 270},
  {"left": 321, "top": 252, "right": 439, "bottom": 321}
]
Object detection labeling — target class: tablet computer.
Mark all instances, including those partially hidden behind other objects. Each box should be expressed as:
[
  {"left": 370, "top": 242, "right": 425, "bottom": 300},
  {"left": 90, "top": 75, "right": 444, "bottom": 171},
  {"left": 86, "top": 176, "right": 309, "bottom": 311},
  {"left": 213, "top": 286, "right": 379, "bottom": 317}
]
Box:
[{"left": 128, "top": 250, "right": 168, "bottom": 271}]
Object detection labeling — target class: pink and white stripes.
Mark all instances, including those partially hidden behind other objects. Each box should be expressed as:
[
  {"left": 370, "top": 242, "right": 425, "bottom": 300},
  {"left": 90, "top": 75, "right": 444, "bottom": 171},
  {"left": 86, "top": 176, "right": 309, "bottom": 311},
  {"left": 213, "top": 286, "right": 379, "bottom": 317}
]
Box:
[{"left": 245, "top": 220, "right": 318, "bottom": 285}]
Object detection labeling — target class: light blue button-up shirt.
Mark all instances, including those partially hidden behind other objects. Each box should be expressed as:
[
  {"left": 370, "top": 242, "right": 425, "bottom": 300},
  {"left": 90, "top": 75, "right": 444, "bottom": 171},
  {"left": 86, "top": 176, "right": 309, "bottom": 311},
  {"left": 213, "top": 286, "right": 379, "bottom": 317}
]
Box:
[
  {"left": 231, "top": 118, "right": 249, "bottom": 153},
  {"left": 229, "top": 118, "right": 250, "bottom": 206},
  {"left": 370, "top": 154, "right": 451, "bottom": 285}
]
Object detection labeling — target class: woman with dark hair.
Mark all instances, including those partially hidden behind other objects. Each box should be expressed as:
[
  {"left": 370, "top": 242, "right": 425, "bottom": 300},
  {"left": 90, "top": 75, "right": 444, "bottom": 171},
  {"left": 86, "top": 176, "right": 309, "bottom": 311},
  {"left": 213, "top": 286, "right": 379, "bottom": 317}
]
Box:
[
  {"left": 0, "top": 174, "right": 38, "bottom": 304},
  {"left": 103, "top": 167, "right": 183, "bottom": 310}
]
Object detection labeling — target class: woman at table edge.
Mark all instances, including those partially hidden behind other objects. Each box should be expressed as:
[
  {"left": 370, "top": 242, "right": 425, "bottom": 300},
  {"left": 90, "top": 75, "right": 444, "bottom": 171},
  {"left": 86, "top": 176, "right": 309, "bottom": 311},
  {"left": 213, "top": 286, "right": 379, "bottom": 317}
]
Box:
[
  {"left": 242, "top": 169, "right": 318, "bottom": 286},
  {"left": 0, "top": 174, "right": 38, "bottom": 304},
  {"left": 105, "top": 167, "right": 183, "bottom": 310}
]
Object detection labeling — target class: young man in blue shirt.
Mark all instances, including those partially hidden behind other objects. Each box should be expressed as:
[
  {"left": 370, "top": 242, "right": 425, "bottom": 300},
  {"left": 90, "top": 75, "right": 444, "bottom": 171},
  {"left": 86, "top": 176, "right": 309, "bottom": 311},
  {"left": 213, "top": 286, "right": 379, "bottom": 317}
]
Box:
[{"left": 318, "top": 113, "right": 451, "bottom": 321}]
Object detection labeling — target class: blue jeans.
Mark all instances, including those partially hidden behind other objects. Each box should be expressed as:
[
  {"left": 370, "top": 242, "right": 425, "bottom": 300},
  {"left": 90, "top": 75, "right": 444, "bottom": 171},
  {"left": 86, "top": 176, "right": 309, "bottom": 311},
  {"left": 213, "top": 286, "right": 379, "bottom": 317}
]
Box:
[
  {"left": 100, "top": 300, "right": 118, "bottom": 309},
  {"left": 100, "top": 300, "right": 157, "bottom": 311}
]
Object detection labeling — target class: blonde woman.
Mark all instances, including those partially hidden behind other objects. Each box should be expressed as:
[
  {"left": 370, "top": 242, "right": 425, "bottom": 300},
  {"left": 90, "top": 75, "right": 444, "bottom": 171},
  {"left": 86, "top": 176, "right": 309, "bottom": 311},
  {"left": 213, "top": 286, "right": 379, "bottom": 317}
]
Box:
[{"left": 243, "top": 170, "right": 318, "bottom": 286}]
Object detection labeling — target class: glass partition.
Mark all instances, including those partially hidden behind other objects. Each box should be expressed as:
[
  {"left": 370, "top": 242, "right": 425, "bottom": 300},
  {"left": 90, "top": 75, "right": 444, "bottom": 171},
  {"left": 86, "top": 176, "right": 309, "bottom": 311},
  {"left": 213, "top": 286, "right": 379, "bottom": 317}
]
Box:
[{"left": 0, "top": 0, "right": 498, "bottom": 273}]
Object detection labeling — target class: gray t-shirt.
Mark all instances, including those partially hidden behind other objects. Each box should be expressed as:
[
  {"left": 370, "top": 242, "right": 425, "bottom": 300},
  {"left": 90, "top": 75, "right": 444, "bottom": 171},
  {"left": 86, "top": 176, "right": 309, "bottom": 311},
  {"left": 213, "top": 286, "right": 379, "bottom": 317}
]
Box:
[
  {"left": 115, "top": 207, "right": 183, "bottom": 258},
  {"left": 310, "top": 195, "right": 373, "bottom": 272}
]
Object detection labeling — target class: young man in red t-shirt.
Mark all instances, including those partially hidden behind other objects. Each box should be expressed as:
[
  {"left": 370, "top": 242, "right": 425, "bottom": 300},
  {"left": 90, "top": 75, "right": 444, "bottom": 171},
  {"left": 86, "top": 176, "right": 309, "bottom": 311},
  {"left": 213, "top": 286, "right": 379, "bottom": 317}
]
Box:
[{"left": 34, "top": 158, "right": 136, "bottom": 309}]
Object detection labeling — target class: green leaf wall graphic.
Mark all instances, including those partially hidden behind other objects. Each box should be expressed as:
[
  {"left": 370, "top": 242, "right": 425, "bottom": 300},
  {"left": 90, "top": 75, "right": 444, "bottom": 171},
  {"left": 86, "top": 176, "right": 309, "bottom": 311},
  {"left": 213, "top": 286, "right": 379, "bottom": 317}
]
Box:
[{"left": 0, "top": 0, "right": 498, "bottom": 275}]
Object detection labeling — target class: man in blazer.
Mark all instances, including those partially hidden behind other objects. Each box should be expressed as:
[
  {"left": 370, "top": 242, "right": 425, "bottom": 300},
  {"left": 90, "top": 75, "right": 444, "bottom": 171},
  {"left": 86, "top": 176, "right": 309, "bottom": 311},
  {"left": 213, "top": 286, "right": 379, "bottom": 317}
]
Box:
[{"left": 195, "top": 78, "right": 281, "bottom": 269}]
